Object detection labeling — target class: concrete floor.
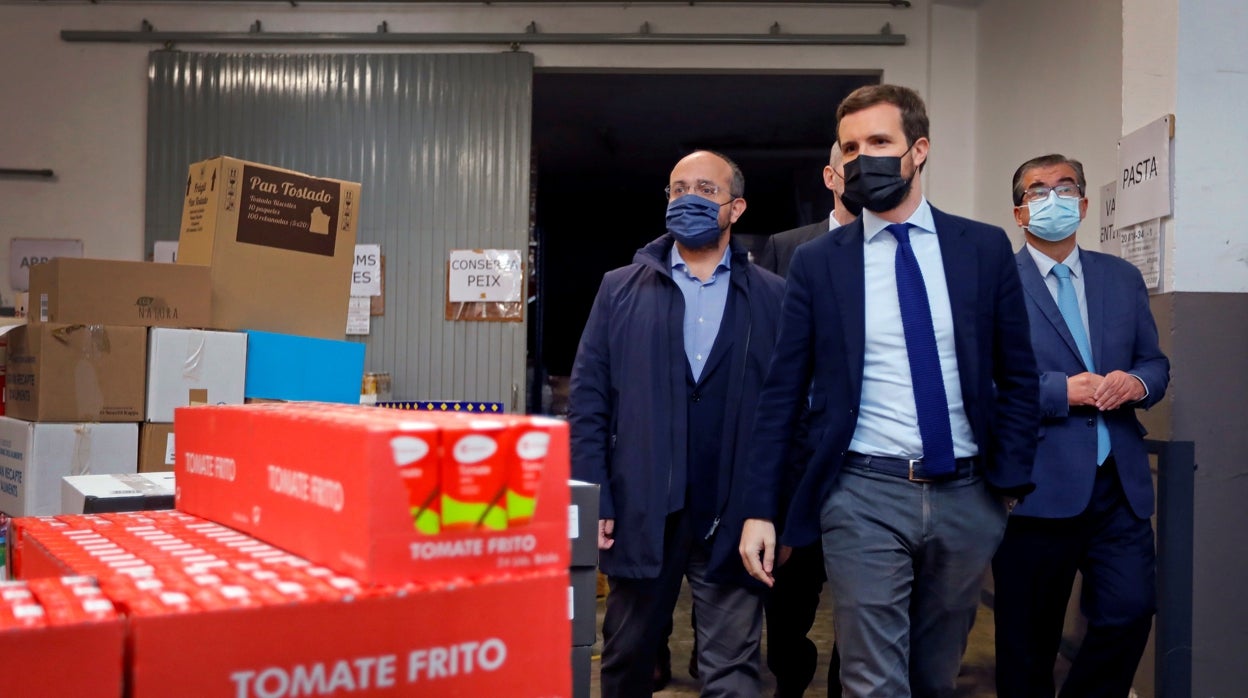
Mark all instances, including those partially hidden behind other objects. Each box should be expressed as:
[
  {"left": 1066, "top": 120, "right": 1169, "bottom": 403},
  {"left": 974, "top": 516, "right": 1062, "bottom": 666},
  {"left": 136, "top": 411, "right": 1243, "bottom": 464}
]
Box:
[{"left": 589, "top": 579, "right": 1046, "bottom": 697}]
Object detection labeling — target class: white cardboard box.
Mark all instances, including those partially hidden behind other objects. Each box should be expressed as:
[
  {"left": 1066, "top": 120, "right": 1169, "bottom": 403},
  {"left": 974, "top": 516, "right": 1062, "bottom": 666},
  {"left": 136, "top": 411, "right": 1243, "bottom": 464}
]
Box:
[
  {"left": 146, "top": 328, "right": 247, "bottom": 422},
  {"left": 62, "top": 471, "right": 176, "bottom": 514},
  {"left": 0, "top": 418, "right": 138, "bottom": 517}
]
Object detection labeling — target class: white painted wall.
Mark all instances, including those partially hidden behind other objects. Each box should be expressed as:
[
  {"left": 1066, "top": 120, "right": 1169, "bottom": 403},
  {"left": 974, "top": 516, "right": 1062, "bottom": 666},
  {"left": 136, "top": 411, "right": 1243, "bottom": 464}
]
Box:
[
  {"left": 0, "top": 0, "right": 974, "bottom": 307},
  {"left": 1173, "top": 0, "right": 1248, "bottom": 293},
  {"left": 973, "top": 0, "right": 1123, "bottom": 249}
]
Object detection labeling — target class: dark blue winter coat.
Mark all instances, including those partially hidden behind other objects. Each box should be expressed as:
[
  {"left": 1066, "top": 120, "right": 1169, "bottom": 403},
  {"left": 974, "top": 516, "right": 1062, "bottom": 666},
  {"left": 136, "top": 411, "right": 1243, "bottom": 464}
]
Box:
[{"left": 569, "top": 234, "right": 786, "bottom": 583}]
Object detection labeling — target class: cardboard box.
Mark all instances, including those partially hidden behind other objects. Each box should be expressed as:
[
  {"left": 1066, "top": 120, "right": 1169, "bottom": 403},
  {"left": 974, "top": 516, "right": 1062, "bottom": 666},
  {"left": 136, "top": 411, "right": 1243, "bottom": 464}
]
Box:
[
  {"left": 147, "top": 328, "right": 247, "bottom": 422},
  {"left": 11, "top": 512, "right": 570, "bottom": 698},
  {"left": 0, "top": 418, "right": 138, "bottom": 517},
  {"left": 139, "top": 423, "right": 176, "bottom": 473},
  {"left": 175, "top": 404, "right": 570, "bottom": 586},
  {"left": 62, "top": 472, "right": 175, "bottom": 515},
  {"left": 30, "top": 258, "right": 212, "bottom": 329},
  {"left": 0, "top": 577, "right": 125, "bottom": 698},
  {"left": 569, "top": 479, "right": 600, "bottom": 568},
  {"left": 570, "top": 566, "right": 597, "bottom": 647},
  {"left": 176, "top": 156, "right": 361, "bottom": 340},
  {"left": 3, "top": 323, "right": 147, "bottom": 422},
  {"left": 572, "top": 645, "right": 593, "bottom": 698},
  {"left": 244, "top": 330, "right": 364, "bottom": 404}
]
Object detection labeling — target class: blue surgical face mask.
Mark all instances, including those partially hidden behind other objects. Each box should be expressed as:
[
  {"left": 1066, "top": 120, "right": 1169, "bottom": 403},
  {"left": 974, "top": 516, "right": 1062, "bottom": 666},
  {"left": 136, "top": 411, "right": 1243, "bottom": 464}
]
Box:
[
  {"left": 666, "top": 195, "right": 728, "bottom": 249},
  {"left": 1025, "top": 191, "right": 1082, "bottom": 241}
]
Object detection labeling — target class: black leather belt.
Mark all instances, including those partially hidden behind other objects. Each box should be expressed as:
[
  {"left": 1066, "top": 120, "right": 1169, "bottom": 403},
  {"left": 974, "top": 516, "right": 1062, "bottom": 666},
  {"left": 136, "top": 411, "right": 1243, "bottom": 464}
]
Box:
[{"left": 844, "top": 452, "right": 979, "bottom": 483}]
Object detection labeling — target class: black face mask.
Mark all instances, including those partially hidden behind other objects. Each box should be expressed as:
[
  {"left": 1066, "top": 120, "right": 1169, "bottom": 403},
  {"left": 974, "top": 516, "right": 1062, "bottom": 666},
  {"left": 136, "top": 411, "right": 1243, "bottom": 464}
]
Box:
[
  {"left": 837, "top": 194, "right": 864, "bottom": 218},
  {"left": 840, "top": 143, "right": 919, "bottom": 214}
]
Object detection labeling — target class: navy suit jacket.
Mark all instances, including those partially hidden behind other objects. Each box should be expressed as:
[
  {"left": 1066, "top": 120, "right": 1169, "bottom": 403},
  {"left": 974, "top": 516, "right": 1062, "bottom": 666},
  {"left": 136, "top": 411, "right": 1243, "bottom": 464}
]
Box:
[
  {"left": 1013, "top": 247, "right": 1169, "bottom": 519},
  {"left": 758, "top": 220, "right": 831, "bottom": 278},
  {"left": 741, "top": 206, "right": 1040, "bottom": 548}
]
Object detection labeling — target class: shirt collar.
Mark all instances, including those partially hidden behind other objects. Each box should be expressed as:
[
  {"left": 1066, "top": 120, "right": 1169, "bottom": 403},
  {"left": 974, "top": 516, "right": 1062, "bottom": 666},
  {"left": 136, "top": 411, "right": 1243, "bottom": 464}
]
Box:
[
  {"left": 670, "top": 242, "right": 732, "bottom": 276},
  {"left": 1025, "top": 242, "right": 1083, "bottom": 279},
  {"left": 862, "top": 196, "right": 935, "bottom": 242}
]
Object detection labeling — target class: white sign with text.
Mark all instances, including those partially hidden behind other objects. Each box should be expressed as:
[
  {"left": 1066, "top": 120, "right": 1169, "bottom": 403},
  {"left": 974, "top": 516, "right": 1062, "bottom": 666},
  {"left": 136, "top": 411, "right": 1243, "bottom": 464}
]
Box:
[
  {"left": 1116, "top": 114, "right": 1173, "bottom": 228},
  {"left": 448, "top": 249, "right": 523, "bottom": 303},
  {"left": 9, "top": 238, "right": 83, "bottom": 291}
]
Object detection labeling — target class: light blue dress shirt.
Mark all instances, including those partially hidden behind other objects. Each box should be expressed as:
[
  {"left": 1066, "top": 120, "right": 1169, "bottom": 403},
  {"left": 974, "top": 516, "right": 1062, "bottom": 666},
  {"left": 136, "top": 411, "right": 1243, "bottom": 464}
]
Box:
[
  {"left": 848, "top": 198, "right": 978, "bottom": 459},
  {"left": 1025, "top": 243, "right": 1090, "bottom": 338},
  {"left": 1024, "top": 243, "right": 1150, "bottom": 401},
  {"left": 671, "top": 245, "right": 732, "bottom": 382}
]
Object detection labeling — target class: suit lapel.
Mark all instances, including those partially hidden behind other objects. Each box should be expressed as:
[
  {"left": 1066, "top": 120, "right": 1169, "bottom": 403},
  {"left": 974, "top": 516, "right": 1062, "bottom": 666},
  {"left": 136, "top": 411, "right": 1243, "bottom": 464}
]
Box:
[
  {"left": 931, "top": 208, "right": 979, "bottom": 388},
  {"left": 828, "top": 221, "right": 866, "bottom": 390},
  {"left": 1081, "top": 250, "right": 1105, "bottom": 370},
  {"left": 1015, "top": 247, "right": 1085, "bottom": 366}
]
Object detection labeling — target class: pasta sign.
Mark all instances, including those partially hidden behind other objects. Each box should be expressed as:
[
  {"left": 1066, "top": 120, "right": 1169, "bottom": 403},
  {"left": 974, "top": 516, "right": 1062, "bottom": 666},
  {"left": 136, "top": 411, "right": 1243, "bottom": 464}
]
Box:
[{"left": 448, "top": 250, "right": 523, "bottom": 303}]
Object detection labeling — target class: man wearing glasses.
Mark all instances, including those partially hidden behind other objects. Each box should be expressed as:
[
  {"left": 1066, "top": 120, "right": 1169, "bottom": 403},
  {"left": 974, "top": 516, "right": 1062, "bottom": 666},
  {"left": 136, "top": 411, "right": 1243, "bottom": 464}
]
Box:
[
  {"left": 570, "top": 150, "right": 786, "bottom": 697},
  {"left": 992, "top": 154, "right": 1170, "bottom": 697}
]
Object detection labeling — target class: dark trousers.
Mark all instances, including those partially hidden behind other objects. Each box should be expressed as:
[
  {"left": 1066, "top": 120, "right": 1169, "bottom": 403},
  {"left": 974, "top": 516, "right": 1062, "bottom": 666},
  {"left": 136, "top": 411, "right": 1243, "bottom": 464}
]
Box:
[
  {"left": 601, "top": 510, "right": 763, "bottom": 698},
  {"left": 764, "top": 541, "right": 841, "bottom": 697},
  {"left": 821, "top": 467, "right": 1007, "bottom": 698},
  {"left": 993, "top": 458, "right": 1157, "bottom": 698}
]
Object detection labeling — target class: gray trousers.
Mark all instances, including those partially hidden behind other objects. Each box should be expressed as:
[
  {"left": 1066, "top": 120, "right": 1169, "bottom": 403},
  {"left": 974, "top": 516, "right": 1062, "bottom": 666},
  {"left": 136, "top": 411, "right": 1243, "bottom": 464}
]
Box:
[
  {"left": 820, "top": 465, "right": 1007, "bottom": 698},
  {"left": 601, "top": 510, "right": 763, "bottom": 698}
]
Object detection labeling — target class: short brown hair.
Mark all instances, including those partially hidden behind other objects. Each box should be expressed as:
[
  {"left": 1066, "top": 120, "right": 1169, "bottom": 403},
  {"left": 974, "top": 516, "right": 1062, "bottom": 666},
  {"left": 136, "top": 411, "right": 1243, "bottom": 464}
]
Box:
[
  {"left": 1011, "top": 154, "right": 1086, "bottom": 206},
  {"left": 836, "top": 84, "right": 930, "bottom": 148}
]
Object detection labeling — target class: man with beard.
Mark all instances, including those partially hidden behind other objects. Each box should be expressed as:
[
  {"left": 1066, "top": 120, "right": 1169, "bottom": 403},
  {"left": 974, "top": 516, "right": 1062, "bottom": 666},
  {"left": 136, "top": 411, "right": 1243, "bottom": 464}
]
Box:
[
  {"left": 739, "top": 84, "right": 1039, "bottom": 696},
  {"left": 571, "top": 150, "right": 786, "bottom": 697}
]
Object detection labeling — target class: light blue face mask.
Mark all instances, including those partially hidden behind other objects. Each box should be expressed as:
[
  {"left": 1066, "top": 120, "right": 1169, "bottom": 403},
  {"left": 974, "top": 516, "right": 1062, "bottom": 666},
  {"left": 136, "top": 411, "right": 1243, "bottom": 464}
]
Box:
[{"left": 1026, "top": 191, "right": 1082, "bottom": 242}]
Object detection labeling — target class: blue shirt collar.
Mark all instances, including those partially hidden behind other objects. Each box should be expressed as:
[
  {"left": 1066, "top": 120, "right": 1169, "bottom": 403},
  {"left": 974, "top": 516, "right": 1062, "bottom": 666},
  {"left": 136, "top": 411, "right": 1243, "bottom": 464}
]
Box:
[
  {"left": 670, "top": 243, "right": 732, "bottom": 278},
  {"left": 862, "top": 196, "right": 935, "bottom": 242},
  {"left": 1025, "top": 242, "right": 1083, "bottom": 279}
]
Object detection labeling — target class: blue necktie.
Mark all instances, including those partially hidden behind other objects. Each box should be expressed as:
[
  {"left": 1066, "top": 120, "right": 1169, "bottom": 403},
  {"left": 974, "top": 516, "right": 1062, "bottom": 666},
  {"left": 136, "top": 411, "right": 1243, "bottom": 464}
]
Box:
[
  {"left": 888, "top": 223, "right": 956, "bottom": 475},
  {"left": 1051, "top": 263, "right": 1112, "bottom": 465}
]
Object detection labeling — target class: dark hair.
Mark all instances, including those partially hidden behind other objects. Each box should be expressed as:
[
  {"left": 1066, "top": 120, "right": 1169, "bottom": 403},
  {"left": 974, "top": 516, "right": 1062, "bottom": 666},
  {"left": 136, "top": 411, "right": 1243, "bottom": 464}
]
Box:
[
  {"left": 697, "top": 149, "right": 745, "bottom": 198},
  {"left": 1011, "top": 154, "right": 1087, "bottom": 206},
  {"left": 835, "top": 84, "right": 930, "bottom": 148}
]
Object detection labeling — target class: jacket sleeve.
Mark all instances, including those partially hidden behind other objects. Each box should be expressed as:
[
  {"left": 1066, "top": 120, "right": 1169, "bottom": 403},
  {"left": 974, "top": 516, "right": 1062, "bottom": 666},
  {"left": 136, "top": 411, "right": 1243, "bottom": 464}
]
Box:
[
  {"left": 1123, "top": 264, "right": 1170, "bottom": 409},
  {"left": 1038, "top": 371, "right": 1071, "bottom": 421},
  {"left": 568, "top": 276, "right": 617, "bottom": 519},
  {"left": 740, "top": 245, "right": 818, "bottom": 521},
  {"left": 988, "top": 230, "right": 1040, "bottom": 496}
]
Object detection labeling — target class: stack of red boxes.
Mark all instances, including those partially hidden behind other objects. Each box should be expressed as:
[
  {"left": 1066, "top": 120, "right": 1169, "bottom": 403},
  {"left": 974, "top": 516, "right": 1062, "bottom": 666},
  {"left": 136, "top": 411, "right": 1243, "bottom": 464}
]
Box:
[
  {"left": 5, "top": 403, "right": 572, "bottom": 696},
  {"left": 0, "top": 574, "right": 124, "bottom": 697}
]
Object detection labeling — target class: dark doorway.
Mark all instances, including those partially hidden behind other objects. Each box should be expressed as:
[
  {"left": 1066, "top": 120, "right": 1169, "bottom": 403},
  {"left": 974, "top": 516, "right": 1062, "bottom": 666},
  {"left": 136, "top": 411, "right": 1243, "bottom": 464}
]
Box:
[{"left": 529, "top": 70, "right": 877, "bottom": 412}]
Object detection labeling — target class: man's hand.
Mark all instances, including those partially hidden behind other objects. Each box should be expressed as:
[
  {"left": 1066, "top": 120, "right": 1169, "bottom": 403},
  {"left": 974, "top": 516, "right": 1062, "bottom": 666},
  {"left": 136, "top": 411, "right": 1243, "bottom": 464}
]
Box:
[
  {"left": 1001, "top": 496, "right": 1019, "bottom": 514},
  {"left": 739, "top": 518, "right": 777, "bottom": 587},
  {"left": 1093, "top": 370, "right": 1146, "bottom": 411},
  {"left": 598, "top": 519, "right": 615, "bottom": 550},
  {"left": 1067, "top": 372, "right": 1103, "bottom": 407}
]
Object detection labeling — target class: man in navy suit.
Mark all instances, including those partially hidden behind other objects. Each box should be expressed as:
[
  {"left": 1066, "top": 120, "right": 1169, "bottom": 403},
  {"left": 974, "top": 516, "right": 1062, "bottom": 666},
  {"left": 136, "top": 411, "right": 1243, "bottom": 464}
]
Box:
[
  {"left": 992, "top": 154, "right": 1170, "bottom": 698},
  {"left": 739, "top": 84, "right": 1039, "bottom": 697}
]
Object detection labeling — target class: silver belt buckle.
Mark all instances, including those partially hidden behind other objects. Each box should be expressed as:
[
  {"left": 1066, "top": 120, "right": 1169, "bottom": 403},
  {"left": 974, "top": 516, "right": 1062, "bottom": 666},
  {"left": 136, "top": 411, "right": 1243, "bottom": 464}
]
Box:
[{"left": 907, "top": 458, "right": 934, "bottom": 483}]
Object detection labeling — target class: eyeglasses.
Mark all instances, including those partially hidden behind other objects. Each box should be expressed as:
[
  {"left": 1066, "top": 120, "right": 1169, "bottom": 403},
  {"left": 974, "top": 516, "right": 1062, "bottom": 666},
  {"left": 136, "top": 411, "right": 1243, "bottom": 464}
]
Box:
[
  {"left": 1022, "top": 183, "right": 1083, "bottom": 203},
  {"left": 665, "top": 180, "right": 730, "bottom": 201}
]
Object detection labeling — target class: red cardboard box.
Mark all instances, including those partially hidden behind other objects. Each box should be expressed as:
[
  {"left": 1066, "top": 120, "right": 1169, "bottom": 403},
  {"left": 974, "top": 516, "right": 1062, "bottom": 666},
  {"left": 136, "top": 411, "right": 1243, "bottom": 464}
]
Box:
[
  {"left": 0, "top": 576, "right": 125, "bottom": 698},
  {"left": 127, "top": 568, "right": 569, "bottom": 698},
  {"left": 12, "top": 511, "right": 571, "bottom": 698},
  {"left": 174, "top": 404, "right": 570, "bottom": 586}
]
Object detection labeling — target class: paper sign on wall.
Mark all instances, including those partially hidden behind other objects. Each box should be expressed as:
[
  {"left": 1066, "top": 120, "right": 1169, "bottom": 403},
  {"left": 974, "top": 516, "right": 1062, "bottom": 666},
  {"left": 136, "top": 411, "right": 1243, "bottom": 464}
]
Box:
[
  {"left": 1098, "top": 180, "right": 1117, "bottom": 253},
  {"left": 346, "top": 296, "right": 371, "bottom": 335},
  {"left": 9, "top": 238, "right": 83, "bottom": 291},
  {"left": 352, "top": 244, "right": 381, "bottom": 297},
  {"left": 1116, "top": 114, "right": 1173, "bottom": 229},
  {"left": 1118, "top": 219, "right": 1162, "bottom": 291},
  {"left": 448, "top": 249, "right": 523, "bottom": 303}
]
